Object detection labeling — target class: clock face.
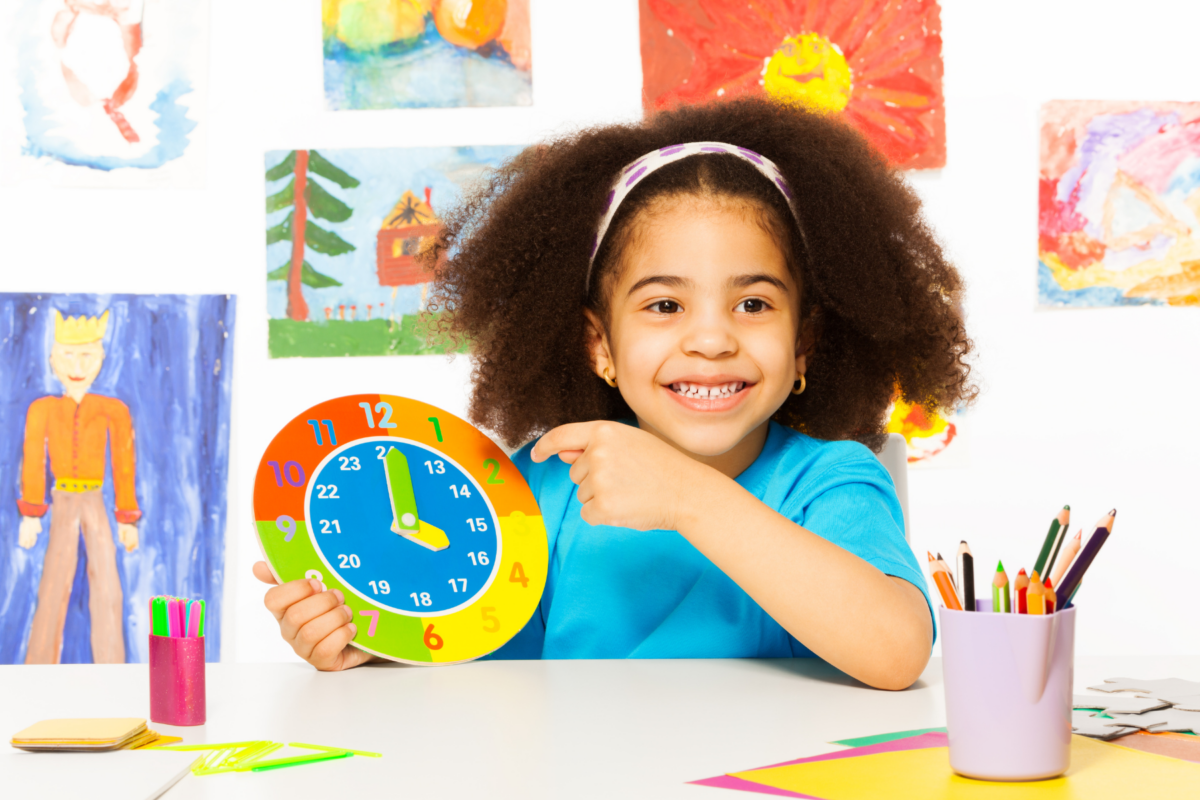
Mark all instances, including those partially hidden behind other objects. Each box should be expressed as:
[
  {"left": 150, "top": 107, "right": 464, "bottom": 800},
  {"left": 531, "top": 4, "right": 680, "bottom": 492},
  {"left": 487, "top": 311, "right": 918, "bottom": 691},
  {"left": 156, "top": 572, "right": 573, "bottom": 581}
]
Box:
[
  {"left": 305, "top": 438, "right": 500, "bottom": 616},
  {"left": 253, "top": 394, "right": 548, "bottom": 664}
]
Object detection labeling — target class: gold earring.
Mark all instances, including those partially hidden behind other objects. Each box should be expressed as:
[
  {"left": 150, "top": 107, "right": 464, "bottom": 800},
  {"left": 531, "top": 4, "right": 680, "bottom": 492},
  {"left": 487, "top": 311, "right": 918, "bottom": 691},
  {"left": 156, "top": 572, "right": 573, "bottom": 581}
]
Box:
[
  {"left": 602, "top": 368, "right": 617, "bottom": 388},
  {"left": 791, "top": 373, "right": 806, "bottom": 395}
]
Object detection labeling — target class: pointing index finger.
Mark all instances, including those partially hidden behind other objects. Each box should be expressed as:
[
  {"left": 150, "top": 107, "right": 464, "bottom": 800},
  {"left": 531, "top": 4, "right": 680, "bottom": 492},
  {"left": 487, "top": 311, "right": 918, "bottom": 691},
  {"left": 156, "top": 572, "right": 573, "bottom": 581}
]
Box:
[{"left": 531, "top": 422, "right": 600, "bottom": 463}]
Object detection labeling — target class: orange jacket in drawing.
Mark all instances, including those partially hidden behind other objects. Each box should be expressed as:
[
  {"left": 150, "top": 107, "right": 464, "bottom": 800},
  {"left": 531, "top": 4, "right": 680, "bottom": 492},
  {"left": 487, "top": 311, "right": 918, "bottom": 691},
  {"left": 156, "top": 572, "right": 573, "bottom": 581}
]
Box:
[{"left": 18, "top": 394, "right": 141, "bottom": 524}]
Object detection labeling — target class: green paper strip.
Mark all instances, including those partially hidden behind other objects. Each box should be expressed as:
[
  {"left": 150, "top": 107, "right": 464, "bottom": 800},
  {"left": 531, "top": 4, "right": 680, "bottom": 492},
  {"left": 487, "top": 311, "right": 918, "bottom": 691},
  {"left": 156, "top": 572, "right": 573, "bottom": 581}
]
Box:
[
  {"left": 149, "top": 741, "right": 263, "bottom": 751},
  {"left": 829, "top": 727, "right": 947, "bottom": 747},
  {"left": 250, "top": 751, "right": 352, "bottom": 772},
  {"left": 226, "top": 741, "right": 273, "bottom": 765},
  {"left": 290, "top": 741, "right": 382, "bottom": 758}
]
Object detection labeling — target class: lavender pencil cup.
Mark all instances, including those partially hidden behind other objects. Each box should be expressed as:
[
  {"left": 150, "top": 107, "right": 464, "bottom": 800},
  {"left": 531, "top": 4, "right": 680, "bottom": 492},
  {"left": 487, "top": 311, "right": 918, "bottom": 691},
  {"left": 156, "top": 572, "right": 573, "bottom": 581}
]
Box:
[
  {"left": 149, "top": 634, "right": 206, "bottom": 726},
  {"left": 939, "top": 606, "right": 1076, "bottom": 781}
]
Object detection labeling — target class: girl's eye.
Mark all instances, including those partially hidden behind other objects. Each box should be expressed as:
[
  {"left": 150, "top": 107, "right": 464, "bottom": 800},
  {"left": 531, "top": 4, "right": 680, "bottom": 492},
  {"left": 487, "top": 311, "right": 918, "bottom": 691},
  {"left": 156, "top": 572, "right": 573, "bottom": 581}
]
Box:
[
  {"left": 737, "top": 298, "right": 770, "bottom": 313},
  {"left": 649, "top": 300, "right": 680, "bottom": 314}
]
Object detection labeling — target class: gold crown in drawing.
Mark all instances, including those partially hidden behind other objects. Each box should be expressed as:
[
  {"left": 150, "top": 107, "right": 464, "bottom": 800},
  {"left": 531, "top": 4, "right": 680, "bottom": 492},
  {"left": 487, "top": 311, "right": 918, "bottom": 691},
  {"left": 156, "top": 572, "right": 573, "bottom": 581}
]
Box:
[{"left": 53, "top": 310, "right": 109, "bottom": 345}]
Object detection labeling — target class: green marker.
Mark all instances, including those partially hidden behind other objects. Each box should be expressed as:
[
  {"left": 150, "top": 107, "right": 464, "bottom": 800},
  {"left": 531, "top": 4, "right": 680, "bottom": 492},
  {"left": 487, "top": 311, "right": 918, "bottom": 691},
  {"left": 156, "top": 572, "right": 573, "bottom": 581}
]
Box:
[{"left": 151, "top": 597, "right": 168, "bottom": 637}]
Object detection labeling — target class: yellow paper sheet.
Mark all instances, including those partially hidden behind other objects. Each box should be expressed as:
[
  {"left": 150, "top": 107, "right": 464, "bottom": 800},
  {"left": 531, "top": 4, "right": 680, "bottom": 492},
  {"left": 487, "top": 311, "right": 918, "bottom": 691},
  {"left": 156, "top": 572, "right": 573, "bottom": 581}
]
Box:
[
  {"left": 11, "top": 718, "right": 146, "bottom": 744},
  {"left": 733, "top": 736, "right": 1200, "bottom": 799}
]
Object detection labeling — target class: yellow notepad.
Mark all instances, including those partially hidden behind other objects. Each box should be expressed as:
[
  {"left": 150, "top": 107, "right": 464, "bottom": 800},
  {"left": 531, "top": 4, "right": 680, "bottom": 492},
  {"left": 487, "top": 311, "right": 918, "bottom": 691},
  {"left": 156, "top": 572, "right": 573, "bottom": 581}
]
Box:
[
  {"left": 11, "top": 718, "right": 146, "bottom": 747},
  {"left": 732, "top": 735, "right": 1200, "bottom": 799}
]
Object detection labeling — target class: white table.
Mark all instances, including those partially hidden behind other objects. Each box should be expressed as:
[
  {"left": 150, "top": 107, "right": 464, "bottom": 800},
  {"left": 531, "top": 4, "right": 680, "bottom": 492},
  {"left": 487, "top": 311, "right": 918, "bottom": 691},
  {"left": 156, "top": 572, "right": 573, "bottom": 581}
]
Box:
[{"left": 2, "top": 656, "right": 1197, "bottom": 798}]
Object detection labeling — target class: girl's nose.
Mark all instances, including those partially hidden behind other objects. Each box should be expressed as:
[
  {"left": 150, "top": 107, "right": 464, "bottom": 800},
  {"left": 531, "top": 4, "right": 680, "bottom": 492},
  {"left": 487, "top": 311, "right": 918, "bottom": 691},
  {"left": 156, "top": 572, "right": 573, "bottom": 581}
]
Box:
[{"left": 680, "top": 306, "right": 737, "bottom": 358}]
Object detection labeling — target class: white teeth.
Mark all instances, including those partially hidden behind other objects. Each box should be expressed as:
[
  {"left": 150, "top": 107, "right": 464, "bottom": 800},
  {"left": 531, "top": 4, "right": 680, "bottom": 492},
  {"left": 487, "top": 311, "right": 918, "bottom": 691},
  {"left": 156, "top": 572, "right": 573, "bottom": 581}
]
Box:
[{"left": 672, "top": 381, "right": 744, "bottom": 399}]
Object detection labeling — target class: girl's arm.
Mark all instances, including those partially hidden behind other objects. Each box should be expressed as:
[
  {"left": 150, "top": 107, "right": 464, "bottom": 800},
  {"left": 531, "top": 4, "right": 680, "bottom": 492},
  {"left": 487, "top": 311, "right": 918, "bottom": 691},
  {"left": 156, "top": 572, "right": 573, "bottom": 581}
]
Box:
[
  {"left": 675, "top": 476, "right": 933, "bottom": 690},
  {"left": 534, "top": 422, "right": 933, "bottom": 691}
]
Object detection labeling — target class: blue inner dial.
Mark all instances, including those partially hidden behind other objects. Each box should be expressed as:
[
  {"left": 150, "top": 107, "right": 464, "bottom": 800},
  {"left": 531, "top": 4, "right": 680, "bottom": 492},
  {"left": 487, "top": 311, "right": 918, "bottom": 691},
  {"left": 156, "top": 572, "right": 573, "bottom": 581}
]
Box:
[{"left": 306, "top": 437, "right": 501, "bottom": 615}]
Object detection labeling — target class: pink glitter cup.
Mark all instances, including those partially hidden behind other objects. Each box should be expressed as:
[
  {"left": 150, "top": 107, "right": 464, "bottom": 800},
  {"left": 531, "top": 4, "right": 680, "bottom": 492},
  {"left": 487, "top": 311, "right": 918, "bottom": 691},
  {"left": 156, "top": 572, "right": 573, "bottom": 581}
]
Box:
[{"left": 149, "top": 634, "right": 206, "bottom": 726}]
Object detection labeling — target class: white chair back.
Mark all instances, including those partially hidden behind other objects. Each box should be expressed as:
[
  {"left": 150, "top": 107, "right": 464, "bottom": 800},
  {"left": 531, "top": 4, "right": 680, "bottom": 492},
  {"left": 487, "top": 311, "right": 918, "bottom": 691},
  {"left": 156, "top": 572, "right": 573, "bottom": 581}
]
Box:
[{"left": 877, "top": 432, "right": 910, "bottom": 542}]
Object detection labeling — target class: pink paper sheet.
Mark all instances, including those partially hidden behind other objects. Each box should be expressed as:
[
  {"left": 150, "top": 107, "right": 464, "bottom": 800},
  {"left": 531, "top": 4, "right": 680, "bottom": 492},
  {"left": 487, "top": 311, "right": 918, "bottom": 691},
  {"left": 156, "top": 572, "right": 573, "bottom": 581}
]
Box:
[{"left": 689, "top": 732, "right": 949, "bottom": 797}]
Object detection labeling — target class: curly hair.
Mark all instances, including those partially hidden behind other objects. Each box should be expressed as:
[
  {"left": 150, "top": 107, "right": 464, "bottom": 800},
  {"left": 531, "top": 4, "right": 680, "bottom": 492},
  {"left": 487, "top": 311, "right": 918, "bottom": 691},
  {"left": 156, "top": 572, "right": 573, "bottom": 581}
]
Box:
[{"left": 427, "top": 96, "right": 975, "bottom": 452}]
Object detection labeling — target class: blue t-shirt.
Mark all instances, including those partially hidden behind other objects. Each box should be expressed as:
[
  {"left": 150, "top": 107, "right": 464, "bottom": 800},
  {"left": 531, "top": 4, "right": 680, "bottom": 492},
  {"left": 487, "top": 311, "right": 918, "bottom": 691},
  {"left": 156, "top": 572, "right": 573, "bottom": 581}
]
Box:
[{"left": 490, "top": 421, "right": 933, "bottom": 659}]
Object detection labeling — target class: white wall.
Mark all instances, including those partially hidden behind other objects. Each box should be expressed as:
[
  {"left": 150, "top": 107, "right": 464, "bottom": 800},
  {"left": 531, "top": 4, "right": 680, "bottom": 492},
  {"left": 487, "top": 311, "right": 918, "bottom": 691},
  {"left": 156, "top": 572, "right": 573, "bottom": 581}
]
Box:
[{"left": 2, "top": 0, "right": 1197, "bottom": 663}]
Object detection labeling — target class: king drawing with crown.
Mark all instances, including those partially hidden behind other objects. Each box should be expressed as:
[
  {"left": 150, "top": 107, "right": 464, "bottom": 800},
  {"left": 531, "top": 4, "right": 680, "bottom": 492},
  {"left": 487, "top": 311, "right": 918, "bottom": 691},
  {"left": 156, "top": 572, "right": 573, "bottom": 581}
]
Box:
[{"left": 17, "top": 310, "right": 140, "bottom": 664}]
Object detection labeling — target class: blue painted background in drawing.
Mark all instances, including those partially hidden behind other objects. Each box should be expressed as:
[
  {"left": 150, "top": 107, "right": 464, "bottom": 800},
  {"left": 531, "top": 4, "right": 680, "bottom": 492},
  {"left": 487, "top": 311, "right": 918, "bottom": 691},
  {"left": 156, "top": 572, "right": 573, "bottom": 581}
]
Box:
[{"left": 0, "top": 294, "right": 235, "bottom": 663}]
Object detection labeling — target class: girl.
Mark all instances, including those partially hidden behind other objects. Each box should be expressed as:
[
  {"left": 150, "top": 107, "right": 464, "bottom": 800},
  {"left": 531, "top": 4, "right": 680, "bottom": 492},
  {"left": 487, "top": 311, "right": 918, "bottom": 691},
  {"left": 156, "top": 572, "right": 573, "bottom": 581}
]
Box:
[{"left": 254, "top": 97, "right": 974, "bottom": 690}]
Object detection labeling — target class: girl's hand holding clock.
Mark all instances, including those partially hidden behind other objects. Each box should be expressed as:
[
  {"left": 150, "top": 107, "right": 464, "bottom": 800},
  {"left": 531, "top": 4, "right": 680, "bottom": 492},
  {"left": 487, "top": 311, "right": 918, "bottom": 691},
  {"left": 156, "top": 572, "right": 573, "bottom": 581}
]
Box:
[{"left": 252, "top": 563, "right": 375, "bottom": 671}]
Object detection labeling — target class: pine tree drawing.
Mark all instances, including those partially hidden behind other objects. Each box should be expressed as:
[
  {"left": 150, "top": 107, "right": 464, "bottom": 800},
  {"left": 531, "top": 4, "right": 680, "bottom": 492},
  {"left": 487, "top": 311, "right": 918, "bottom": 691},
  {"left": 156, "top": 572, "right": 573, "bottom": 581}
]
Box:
[{"left": 266, "top": 150, "right": 361, "bottom": 321}]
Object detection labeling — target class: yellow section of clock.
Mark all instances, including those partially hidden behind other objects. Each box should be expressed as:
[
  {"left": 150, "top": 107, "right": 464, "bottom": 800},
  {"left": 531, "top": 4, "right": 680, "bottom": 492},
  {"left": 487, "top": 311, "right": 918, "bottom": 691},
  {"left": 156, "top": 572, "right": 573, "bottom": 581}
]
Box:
[{"left": 424, "top": 511, "right": 548, "bottom": 663}]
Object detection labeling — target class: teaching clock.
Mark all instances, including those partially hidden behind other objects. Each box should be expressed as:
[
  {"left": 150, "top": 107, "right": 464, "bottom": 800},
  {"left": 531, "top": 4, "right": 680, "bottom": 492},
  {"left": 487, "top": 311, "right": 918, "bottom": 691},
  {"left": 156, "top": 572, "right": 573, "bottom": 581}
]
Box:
[{"left": 253, "top": 394, "right": 547, "bottom": 664}]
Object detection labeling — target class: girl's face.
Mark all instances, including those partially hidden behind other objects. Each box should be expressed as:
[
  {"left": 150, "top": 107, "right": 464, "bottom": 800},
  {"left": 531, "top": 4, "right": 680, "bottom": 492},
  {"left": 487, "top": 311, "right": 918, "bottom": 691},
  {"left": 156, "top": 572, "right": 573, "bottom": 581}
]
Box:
[{"left": 589, "top": 196, "right": 806, "bottom": 469}]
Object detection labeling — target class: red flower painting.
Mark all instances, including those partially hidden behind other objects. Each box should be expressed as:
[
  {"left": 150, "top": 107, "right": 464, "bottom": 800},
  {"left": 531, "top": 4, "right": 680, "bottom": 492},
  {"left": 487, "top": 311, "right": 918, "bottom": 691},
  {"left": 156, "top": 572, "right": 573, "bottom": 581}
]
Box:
[{"left": 640, "top": 0, "right": 945, "bottom": 169}]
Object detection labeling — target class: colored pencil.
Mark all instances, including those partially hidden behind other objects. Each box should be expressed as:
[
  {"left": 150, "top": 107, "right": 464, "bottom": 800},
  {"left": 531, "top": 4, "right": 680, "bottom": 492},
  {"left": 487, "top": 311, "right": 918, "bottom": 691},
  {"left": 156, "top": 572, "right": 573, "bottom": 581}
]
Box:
[
  {"left": 1057, "top": 510, "right": 1116, "bottom": 608},
  {"left": 1045, "top": 523, "right": 1070, "bottom": 579},
  {"left": 1027, "top": 571, "right": 1045, "bottom": 615},
  {"left": 992, "top": 561, "right": 1011, "bottom": 613},
  {"left": 957, "top": 541, "right": 975, "bottom": 612},
  {"left": 1014, "top": 568, "right": 1030, "bottom": 614},
  {"left": 1033, "top": 505, "right": 1070, "bottom": 578},
  {"left": 1043, "top": 577, "right": 1056, "bottom": 614},
  {"left": 1049, "top": 530, "right": 1083, "bottom": 587},
  {"left": 936, "top": 551, "right": 961, "bottom": 607},
  {"left": 927, "top": 553, "right": 963, "bottom": 611},
  {"left": 936, "top": 552, "right": 958, "bottom": 594}
]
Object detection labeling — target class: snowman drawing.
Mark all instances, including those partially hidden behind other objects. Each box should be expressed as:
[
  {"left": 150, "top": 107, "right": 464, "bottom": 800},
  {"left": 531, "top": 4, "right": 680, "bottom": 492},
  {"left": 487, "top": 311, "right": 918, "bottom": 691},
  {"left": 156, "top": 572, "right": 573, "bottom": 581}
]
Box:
[{"left": 50, "top": 0, "right": 145, "bottom": 143}]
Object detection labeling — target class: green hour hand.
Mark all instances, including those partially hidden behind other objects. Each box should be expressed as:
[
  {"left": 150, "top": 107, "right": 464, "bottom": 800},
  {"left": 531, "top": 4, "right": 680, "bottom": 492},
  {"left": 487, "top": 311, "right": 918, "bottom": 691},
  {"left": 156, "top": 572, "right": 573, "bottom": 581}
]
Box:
[
  {"left": 384, "top": 447, "right": 420, "bottom": 534},
  {"left": 384, "top": 447, "right": 449, "bottom": 551}
]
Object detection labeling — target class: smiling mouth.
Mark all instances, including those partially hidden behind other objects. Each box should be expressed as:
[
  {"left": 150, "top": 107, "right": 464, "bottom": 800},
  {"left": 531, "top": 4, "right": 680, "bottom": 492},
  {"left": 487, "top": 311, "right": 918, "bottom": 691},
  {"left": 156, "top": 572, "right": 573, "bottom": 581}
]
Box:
[
  {"left": 669, "top": 381, "right": 748, "bottom": 399},
  {"left": 68, "top": 376, "right": 86, "bottom": 382}
]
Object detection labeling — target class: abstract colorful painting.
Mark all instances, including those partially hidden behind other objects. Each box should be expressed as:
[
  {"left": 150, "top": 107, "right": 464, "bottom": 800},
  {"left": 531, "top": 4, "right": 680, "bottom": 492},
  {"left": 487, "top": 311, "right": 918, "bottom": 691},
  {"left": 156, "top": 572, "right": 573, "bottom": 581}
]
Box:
[
  {"left": 1, "top": 1, "right": 208, "bottom": 188},
  {"left": 1039, "top": 101, "right": 1200, "bottom": 308},
  {"left": 322, "top": 0, "right": 531, "bottom": 110},
  {"left": 265, "top": 145, "right": 525, "bottom": 358},
  {"left": 639, "top": 0, "right": 945, "bottom": 169},
  {"left": 0, "top": 294, "right": 235, "bottom": 664},
  {"left": 886, "top": 396, "right": 968, "bottom": 469}
]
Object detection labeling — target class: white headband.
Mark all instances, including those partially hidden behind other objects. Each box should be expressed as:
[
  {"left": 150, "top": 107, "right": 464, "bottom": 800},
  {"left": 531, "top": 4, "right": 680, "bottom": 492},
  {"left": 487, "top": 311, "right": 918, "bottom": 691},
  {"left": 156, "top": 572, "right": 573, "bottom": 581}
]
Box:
[{"left": 585, "top": 141, "right": 802, "bottom": 292}]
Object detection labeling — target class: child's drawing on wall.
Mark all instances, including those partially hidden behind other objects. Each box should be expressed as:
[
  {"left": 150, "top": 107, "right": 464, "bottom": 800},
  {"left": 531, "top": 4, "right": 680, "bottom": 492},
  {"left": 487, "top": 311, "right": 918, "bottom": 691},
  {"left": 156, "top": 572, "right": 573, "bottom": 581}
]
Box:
[
  {"left": 17, "top": 310, "right": 140, "bottom": 663},
  {"left": 1, "top": 294, "right": 235, "bottom": 664}
]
